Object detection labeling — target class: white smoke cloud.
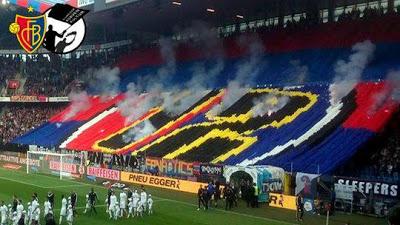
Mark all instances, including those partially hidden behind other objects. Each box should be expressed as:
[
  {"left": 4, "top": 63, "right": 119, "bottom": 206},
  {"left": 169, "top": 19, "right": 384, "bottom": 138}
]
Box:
[
  {"left": 329, "top": 40, "right": 376, "bottom": 105},
  {"left": 122, "top": 120, "right": 156, "bottom": 143},
  {"left": 369, "top": 70, "right": 400, "bottom": 114},
  {"left": 160, "top": 59, "right": 226, "bottom": 116},
  {"left": 209, "top": 81, "right": 249, "bottom": 117},
  {"left": 288, "top": 60, "right": 308, "bottom": 85},
  {"left": 251, "top": 94, "right": 290, "bottom": 117},
  {"left": 63, "top": 91, "right": 91, "bottom": 121},
  {"left": 160, "top": 23, "right": 226, "bottom": 116},
  {"left": 117, "top": 83, "right": 161, "bottom": 124},
  {"left": 118, "top": 37, "right": 177, "bottom": 125},
  {"left": 62, "top": 67, "right": 119, "bottom": 122},
  {"left": 388, "top": 71, "right": 400, "bottom": 102},
  {"left": 155, "top": 25, "right": 225, "bottom": 117},
  {"left": 234, "top": 35, "right": 266, "bottom": 85},
  {"left": 181, "top": 21, "right": 224, "bottom": 57},
  {"left": 153, "top": 37, "right": 176, "bottom": 89},
  {"left": 209, "top": 35, "right": 266, "bottom": 116},
  {"left": 187, "top": 59, "right": 225, "bottom": 91},
  {"left": 89, "top": 66, "right": 120, "bottom": 100}
]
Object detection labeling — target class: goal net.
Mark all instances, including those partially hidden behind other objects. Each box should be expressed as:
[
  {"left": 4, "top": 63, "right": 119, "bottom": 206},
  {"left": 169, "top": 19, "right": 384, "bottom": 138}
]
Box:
[{"left": 27, "top": 151, "right": 83, "bottom": 180}]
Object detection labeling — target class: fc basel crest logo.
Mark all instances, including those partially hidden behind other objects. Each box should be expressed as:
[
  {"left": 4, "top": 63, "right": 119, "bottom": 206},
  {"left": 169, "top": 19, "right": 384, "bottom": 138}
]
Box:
[
  {"left": 9, "top": 4, "right": 89, "bottom": 54},
  {"left": 10, "top": 14, "right": 46, "bottom": 54}
]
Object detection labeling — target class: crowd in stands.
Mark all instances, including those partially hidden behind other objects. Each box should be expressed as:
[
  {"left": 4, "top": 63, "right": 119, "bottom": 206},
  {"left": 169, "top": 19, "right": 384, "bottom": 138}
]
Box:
[
  {"left": 337, "top": 113, "right": 400, "bottom": 182},
  {"left": 0, "top": 104, "right": 65, "bottom": 144},
  {"left": 336, "top": 5, "right": 388, "bottom": 22},
  {"left": 369, "top": 146, "right": 400, "bottom": 178},
  {"left": 0, "top": 50, "right": 123, "bottom": 97},
  {"left": 367, "top": 117, "right": 400, "bottom": 180},
  {"left": 0, "top": 56, "right": 20, "bottom": 94},
  {"left": 1, "top": 3, "right": 400, "bottom": 98},
  {"left": 238, "top": 4, "right": 400, "bottom": 35}
]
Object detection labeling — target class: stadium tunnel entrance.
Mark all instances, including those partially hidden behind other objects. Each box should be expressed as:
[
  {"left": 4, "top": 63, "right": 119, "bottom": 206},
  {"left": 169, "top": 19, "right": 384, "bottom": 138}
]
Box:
[{"left": 228, "top": 171, "right": 254, "bottom": 186}]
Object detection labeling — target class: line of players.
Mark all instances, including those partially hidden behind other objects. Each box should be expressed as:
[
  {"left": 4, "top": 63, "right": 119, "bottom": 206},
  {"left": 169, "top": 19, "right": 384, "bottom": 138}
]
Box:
[
  {"left": 0, "top": 193, "right": 61, "bottom": 225},
  {"left": 104, "top": 185, "right": 153, "bottom": 220},
  {"left": 0, "top": 186, "right": 154, "bottom": 225}
]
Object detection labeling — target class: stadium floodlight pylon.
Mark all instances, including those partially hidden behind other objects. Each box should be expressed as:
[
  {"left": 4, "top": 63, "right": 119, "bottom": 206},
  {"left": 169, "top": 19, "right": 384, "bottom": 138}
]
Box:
[{"left": 27, "top": 151, "right": 77, "bottom": 180}]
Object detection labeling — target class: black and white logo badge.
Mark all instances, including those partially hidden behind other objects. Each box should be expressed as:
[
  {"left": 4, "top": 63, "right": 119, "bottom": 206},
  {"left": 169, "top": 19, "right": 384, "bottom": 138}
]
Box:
[{"left": 43, "top": 4, "right": 89, "bottom": 54}]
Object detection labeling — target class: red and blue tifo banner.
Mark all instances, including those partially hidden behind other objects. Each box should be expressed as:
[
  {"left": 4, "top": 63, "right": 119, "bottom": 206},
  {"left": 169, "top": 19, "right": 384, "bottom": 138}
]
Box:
[
  {"left": 8, "top": 1, "right": 78, "bottom": 13},
  {"left": 15, "top": 14, "right": 46, "bottom": 53}
]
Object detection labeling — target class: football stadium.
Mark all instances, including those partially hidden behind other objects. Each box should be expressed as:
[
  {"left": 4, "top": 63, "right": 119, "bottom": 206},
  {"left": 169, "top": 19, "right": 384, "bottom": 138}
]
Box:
[{"left": 0, "top": 0, "right": 399, "bottom": 225}]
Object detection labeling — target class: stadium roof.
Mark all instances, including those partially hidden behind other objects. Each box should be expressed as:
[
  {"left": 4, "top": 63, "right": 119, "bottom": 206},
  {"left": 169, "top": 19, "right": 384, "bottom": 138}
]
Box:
[
  {"left": 85, "top": 0, "right": 378, "bottom": 35},
  {"left": 0, "top": 0, "right": 384, "bottom": 47}
]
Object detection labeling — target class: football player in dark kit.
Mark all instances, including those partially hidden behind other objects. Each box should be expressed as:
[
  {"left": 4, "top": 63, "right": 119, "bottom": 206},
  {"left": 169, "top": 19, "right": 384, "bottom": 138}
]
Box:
[
  {"left": 197, "top": 185, "right": 208, "bottom": 211},
  {"left": 107, "top": 188, "right": 112, "bottom": 212},
  {"left": 202, "top": 186, "right": 209, "bottom": 210},
  {"left": 197, "top": 185, "right": 204, "bottom": 210},
  {"left": 296, "top": 193, "right": 304, "bottom": 221},
  {"left": 214, "top": 180, "right": 221, "bottom": 207},
  {"left": 12, "top": 195, "right": 18, "bottom": 212},
  {"left": 223, "top": 185, "right": 236, "bottom": 211},
  {"left": 70, "top": 191, "right": 78, "bottom": 216},
  {"left": 45, "top": 212, "right": 56, "bottom": 225},
  {"left": 88, "top": 188, "right": 99, "bottom": 215}
]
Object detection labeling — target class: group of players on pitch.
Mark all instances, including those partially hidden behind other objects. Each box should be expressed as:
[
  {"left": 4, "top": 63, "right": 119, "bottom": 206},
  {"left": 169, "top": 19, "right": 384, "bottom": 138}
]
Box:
[
  {"left": 104, "top": 185, "right": 153, "bottom": 220},
  {"left": 0, "top": 191, "right": 67, "bottom": 225},
  {"left": 0, "top": 186, "right": 154, "bottom": 225}
]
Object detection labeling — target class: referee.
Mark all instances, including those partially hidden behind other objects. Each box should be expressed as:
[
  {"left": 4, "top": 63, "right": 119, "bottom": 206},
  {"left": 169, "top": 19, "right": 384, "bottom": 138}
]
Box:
[{"left": 88, "top": 188, "right": 99, "bottom": 215}]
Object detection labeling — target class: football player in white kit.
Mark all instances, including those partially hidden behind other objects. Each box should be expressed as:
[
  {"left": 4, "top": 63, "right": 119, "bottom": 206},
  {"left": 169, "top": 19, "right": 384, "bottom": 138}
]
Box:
[
  {"left": 0, "top": 201, "right": 7, "bottom": 225},
  {"left": 7, "top": 204, "right": 12, "bottom": 224},
  {"left": 59, "top": 195, "right": 68, "bottom": 224},
  {"left": 131, "top": 190, "right": 139, "bottom": 215},
  {"left": 119, "top": 191, "right": 127, "bottom": 218},
  {"left": 140, "top": 189, "right": 147, "bottom": 213},
  {"left": 147, "top": 194, "right": 154, "bottom": 215},
  {"left": 16, "top": 200, "right": 24, "bottom": 221},
  {"left": 26, "top": 202, "right": 31, "bottom": 225},
  {"left": 83, "top": 195, "right": 90, "bottom": 214},
  {"left": 12, "top": 212, "right": 18, "bottom": 225},
  {"left": 114, "top": 202, "right": 120, "bottom": 220},
  {"left": 108, "top": 192, "right": 117, "bottom": 220},
  {"left": 31, "top": 196, "right": 39, "bottom": 215},
  {"left": 32, "top": 206, "right": 40, "bottom": 225},
  {"left": 127, "top": 198, "right": 134, "bottom": 218},
  {"left": 66, "top": 205, "right": 73, "bottom": 225},
  {"left": 44, "top": 200, "right": 51, "bottom": 217},
  {"left": 136, "top": 201, "right": 143, "bottom": 218}
]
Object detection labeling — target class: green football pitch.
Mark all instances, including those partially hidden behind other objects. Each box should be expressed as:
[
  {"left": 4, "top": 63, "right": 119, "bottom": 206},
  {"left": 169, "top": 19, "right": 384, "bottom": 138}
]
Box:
[{"left": 0, "top": 167, "right": 387, "bottom": 225}]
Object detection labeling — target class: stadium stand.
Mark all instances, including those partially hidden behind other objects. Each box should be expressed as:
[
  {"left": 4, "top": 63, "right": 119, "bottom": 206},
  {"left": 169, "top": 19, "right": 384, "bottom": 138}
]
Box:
[
  {"left": 0, "top": 51, "right": 123, "bottom": 97},
  {"left": 336, "top": 113, "right": 400, "bottom": 182},
  {"left": 4, "top": 9, "right": 400, "bottom": 175},
  {"left": 0, "top": 103, "right": 65, "bottom": 144},
  {"left": 116, "top": 13, "right": 400, "bottom": 89},
  {"left": 2, "top": 10, "right": 400, "bottom": 97},
  {"left": 0, "top": 2, "right": 400, "bottom": 225}
]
